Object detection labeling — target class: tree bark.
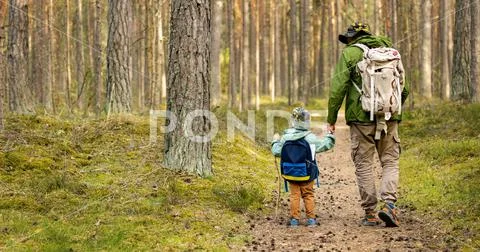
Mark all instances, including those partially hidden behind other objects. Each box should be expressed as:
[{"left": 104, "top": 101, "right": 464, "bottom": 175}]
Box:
[
  {"left": 164, "top": 0, "right": 212, "bottom": 177},
  {"left": 227, "top": 0, "right": 236, "bottom": 108},
  {"left": 155, "top": 0, "right": 167, "bottom": 107},
  {"left": 274, "top": 0, "right": 281, "bottom": 99},
  {"left": 440, "top": 0, "right": 451, "bottom": 100},
  {"left": 289, "top": 0, "right": 298, "bottom": 102},
  {"left": 93, "top": 0, "right": 102, "bottom": 115},
  {"left": 106, "top": 0, "right": 132, "bottom": 114},
  {"left": 421, "top": 0, "right": 432, "bottom": 99},
  {"left": 240, "top": 0, "right": 249, "bottom": 111},
  {"left": 7, "top": 0, "right": 33, "bottom": 114},
  {"left": 452, "top": 0, "right": 471, "bottom": 101},
  {"left": 211, "top": 0, "right": 222, "bottom": 107},
  {"left": 0, "top": 0, "right": 7, "bottom": 129},
  {"left": 46, "top": 0, "right": 54, "bottom": 112},
  {"left": 65, "top": 0, "right": 72, "bottom": 111},
  {"left": 75, "top": 0, "right": 85, "bottom": 110},
  {"left": 471, "top": 0, "right": 480, "bottom": 102}
]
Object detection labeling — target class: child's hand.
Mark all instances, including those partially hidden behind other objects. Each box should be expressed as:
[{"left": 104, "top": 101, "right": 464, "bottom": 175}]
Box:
[{"left": 273, "top": 133, "right": 281, "bottom": 141}]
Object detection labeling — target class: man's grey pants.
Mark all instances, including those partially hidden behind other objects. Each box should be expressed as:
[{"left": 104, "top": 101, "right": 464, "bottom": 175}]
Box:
[{"left": 350, "top": 121, "right": 401, "bottom": 213}]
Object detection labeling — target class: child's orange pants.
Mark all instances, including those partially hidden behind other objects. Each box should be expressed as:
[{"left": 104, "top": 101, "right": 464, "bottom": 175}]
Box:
[{"left": 289, "top": 180, "right": 315, "bottom": 219}]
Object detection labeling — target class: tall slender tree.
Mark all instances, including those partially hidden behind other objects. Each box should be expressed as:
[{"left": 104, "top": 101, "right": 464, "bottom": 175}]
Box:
[
  {"left": 471, "top": 0, "right": 480, "bottom": 102},
  {"left": 421, "top": 0, "right": 432, "bottom": 98},
  {"left": 440, "top": 0, "right": 451, "bottom": 100},
  {"left": 227, "top": 0, "right": 237, "bottom": 108},
  {"left": 106, "top": 0, "right": 132, "bottom": 114},
  {"left": 211, "top": 0, "right": 222, "bottom": 107},
  {"left": 93, "top": 0, "right": 102, "bottom": 115},
  {"left": 0, "top": 0, "right": 7, "bottom": 129},
  {"left": 164, "top": 0, "right": 212, "bottom": 177}
]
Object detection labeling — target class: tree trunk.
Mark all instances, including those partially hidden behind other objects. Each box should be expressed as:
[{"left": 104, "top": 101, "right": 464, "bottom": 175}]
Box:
[
  {"left": 421, "top": 0, "right": 432, "bottom": 99},
  {"left": 289, "top": 0, "right": 298, "bottom": 102},
  {"left": 440, "top": 0, "right": 451, "bottom": 100},
  {"left": 268, "top": 0, "right": 274, "bottom": 102},
  {"left": 75, "top": 0, "right": 85, "bottom": 110},
  {"left": 227, "top": 0, "right": 236, "bottom": 108},
  {"left": 300, "top": 0, "right": 310, "bottom": 105},
  {"left": 65, "top": 0, "right": 72, "bottom": 111},
  {"left": 164, "top": 0, "right": 212, "bottom": 177},
  {"left": 0, "top": 0, "right": 7, "bottom": 129},
  {"left": 211, "top": 0, "right": 222, "bottom": 107},
  {"left": 274, "top": 0, "right": 281, "bottom": 100},
  {"left": 240, "top": 0, "right": 249, "bottom": 111},
  {"left": 143, "top": 0, "right": 152, "bottom": 110},
  {"left": 106, "top": 0, "right": 132, "bottom": 114},
  {"left": 7, "top": 0, "right": 33, "bottom": 114},
  {"left": 155, "top": 0, "right": 167, "bottom": 107},
  {"left": 249, "top": 0, "right": 257, "bottom": 109},
  {"left": 451, "top": 0, "right": 471, "bottom": 101},
  {"left": 46, "top": 0, "right": 54, "bottom": 112},
  {"left": 471, "top": 0, "right": 480, "bottom": 102},
  {"left": 93, "top": 0, "right": 102, "bottom": 115}
]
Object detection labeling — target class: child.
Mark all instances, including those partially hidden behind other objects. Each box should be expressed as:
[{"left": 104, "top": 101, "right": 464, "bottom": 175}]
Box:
[{"left": 271, "top": 107, "right": 335, "bottom": 227}]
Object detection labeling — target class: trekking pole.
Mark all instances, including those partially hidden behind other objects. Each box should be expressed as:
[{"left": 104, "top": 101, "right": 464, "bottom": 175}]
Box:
[{"left": 274, "top": 157, "right": 281, "bottom": 221}]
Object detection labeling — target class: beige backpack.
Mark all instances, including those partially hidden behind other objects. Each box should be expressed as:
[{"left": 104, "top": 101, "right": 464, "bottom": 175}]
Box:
[{"left": 352, "top": 43, "right": 405, "bottom": 122}]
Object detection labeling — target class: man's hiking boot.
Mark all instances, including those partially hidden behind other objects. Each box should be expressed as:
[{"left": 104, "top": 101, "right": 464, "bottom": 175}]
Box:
[
  {"left": 361, "top": 211, "right": 380, "bottom": 226},
  {"left": 289, "top": 218, "right": 299, "bottom": 227},
  {"left": 306, "top": 218, "right": 317, "bottom": 227},
  {"left": 378, "top": 203, "right": 400, "bottom": 227}
]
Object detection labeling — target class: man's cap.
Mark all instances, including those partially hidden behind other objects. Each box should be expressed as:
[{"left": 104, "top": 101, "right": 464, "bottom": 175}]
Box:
[{"left": 339, "top": 22, "right": 372, "bottom": 44}]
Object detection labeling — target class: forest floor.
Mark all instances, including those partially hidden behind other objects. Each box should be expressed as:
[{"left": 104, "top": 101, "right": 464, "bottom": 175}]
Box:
[{"left": 246, "top": 118, "right": 445, "bottom": 251}]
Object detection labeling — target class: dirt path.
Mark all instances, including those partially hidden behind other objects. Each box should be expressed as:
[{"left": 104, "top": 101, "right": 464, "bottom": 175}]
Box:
[{"left": 246, "top": 123, "right": 437, "bottom": 251}]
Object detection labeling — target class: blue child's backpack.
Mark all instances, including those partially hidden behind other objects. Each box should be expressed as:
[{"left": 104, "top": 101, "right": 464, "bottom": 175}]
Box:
[{"left": 280, "top": 137, "right": 319, "bottom": 192}]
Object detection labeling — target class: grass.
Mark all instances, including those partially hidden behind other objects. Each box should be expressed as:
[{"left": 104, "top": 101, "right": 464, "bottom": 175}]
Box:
[
  {"left": 0, "top": 104, "right": 285, "bottom": 250},
  {"left": 399, "top": 103, "right": 480, "bottom": 250}
]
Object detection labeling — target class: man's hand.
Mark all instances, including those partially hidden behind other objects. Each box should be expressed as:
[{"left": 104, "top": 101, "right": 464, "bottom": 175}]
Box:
[
  {"left": 327, "top": 124, "right": 336, "bottom": 134},
  {"left": 273, "top": 133, "right": 281, "bottom": 141}
]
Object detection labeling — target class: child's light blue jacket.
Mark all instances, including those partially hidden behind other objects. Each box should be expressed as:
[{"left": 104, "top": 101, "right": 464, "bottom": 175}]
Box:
[{"left": 271, "top": 128, "right": 335, "bottom": 157}]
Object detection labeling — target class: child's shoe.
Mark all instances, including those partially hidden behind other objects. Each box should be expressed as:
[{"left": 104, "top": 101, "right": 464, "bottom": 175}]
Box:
[
  {"left": 289, "top": 218, "right": 299, "bottom": 227},
  {"left": 306, "top": 218, "right": 317, "bottom": 227}
]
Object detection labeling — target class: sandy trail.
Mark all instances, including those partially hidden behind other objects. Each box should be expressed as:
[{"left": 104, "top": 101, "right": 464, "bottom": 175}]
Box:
[{"left": 246, "top": 121, "right": 436, "bottom": 251}]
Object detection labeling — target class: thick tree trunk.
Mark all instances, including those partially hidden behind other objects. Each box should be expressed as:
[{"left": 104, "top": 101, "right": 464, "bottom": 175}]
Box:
[
  {"left": 452, "top": 0, "right": 471, "bottom": 101},
  {"left": 164, "top": 0, "right": 212, "bottom": 177},
  {"left": 421, "top": 0, "right": 432, "bottom": 99},
  {"left": 211, "top": 0, "right": 222, "bottom": 107},
  {"left": 106, "top": 0, "right": 132, "bottom": 114},
  {"left": 7, "top": 0, "right": 33, "bottom": 114}
]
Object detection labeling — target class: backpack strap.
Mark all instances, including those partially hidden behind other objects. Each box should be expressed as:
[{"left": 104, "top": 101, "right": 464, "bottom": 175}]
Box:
[{"left": 352, "top": 43, "right": 370, "bottom": 54}]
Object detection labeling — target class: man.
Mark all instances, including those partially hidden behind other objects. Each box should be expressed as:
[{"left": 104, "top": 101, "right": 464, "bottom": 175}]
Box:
[{"left": 327, "top": 22, "right": 409, "bottom": 227}]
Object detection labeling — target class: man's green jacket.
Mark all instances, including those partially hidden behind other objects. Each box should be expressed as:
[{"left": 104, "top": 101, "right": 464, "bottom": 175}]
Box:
[{"left": 327, "top": 35, "right": 409, "bottom": 125}]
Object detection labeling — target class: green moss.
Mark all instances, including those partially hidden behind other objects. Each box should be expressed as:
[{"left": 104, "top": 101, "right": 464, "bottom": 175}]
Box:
[{"left": 400, "top": 103, "right": 480, "bottom": 249}]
